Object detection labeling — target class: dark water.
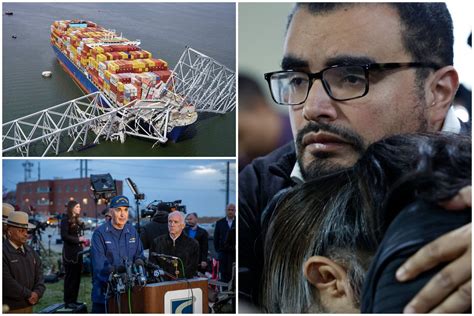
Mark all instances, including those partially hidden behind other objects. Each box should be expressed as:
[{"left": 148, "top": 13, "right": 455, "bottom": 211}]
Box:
[{"left": 2, "top": 2, "right": 236, "bottom": 157}]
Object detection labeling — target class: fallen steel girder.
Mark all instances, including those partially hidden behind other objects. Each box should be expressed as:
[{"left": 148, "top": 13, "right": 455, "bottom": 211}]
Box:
[
  {"left": 170, "top": 47, "right": 236, "bottom": 113},
  {"left": 2, "top": 92, "right": 129, "bottom": 156}
]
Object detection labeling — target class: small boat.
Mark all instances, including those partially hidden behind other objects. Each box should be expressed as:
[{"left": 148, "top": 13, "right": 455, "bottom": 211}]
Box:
[
  {"left": 42, "top": 71, "right": 52, "bottom": 78},
  {"left": 5, "top": 11, "right": 13, "bottom": 16}
]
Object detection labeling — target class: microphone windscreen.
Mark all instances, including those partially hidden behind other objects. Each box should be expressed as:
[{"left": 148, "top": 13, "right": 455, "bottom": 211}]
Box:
[{"left": 117, "top": 265, "right": 126, "bottom": 273}]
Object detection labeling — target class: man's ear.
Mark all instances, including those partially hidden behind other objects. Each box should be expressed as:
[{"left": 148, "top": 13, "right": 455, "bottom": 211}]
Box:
[
  {"left": 425, "top": 66, "right": 459, "bottom": 130},
  {"left": 303, "top": 255, "right": 348, "bottom": 297}
]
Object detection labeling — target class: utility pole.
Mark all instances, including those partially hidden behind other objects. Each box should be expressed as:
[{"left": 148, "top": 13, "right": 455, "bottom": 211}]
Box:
[
  {"left": 226, "top": 161, "right": 230, "bottom": 207},
  {"left": 22, "top": 160, "right": 34, "bottom": 182},
  {"left": 37, "top": 162, "right": 41, "bottom": 180},
  {"left": 80, "top": 160, "right": 83, "bottom": 178},
  {"left": 85, "top": 160, "right": 89, "bottom": 178}
]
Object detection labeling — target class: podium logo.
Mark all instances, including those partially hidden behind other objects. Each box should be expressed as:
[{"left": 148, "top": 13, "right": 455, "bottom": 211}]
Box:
[
  {"left": 164, "top": 288, "right": 203, "bottom": 314},
  {"left": 172, "top": 297, "right": 194, "bottom": 313}
]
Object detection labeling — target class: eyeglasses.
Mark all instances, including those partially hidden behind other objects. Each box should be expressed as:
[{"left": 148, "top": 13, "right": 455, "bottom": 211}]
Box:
[{"left": 264, "top": 62, "right": 441, "bottom": 105}]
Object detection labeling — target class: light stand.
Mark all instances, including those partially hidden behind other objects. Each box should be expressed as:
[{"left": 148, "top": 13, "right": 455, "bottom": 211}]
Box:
[
  {"left": 125, "top": 178, "right": 145, "bottom": 234},
  {"left": 90, "top": 173, "right": 117, "bottom": 226}
]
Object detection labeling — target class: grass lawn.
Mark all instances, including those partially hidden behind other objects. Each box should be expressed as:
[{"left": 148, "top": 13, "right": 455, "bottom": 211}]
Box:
[{"left": 33, "top": 275, "right": 92, "bottom": 313}]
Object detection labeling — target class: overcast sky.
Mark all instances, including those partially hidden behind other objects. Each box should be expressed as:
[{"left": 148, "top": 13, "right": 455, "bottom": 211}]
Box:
[{"left": 2, "top": 159, "right": 235, "bottom": 217}]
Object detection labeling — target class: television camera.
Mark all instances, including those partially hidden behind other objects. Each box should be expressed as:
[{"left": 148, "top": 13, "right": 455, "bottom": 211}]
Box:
[{"left": 141, "top": 200, "right": 186, "bottom": 218}]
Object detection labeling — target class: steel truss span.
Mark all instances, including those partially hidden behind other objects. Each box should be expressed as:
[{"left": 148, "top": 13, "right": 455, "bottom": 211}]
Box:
[
  {"left": 170, "top": 47, "right": 236, "bottom": 113},
  {"left": 2, "top": 47, "right": 235, "bottom": 157}
]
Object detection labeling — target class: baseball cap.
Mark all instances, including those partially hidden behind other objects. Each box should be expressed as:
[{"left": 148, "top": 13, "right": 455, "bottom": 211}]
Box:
[{"left": 109, "top": 195, "right": 130, "bottom": 208}]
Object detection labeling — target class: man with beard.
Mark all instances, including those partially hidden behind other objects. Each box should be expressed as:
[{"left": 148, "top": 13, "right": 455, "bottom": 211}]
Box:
[{"left": 239, "top": 3, "right": 471, "bottom": 313}]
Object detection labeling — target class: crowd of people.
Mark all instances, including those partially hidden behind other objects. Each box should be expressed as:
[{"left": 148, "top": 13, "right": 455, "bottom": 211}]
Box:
[{"left": 2, "top": 197, "right": 236, "bottom": 313}]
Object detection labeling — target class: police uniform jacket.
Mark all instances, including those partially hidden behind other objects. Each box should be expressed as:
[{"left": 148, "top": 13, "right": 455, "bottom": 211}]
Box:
[
  {"left": 90, "top": 221, "right": 143, "bottom": 304},
  {"left": 3, "top": 241, "right": 46, "bottom": 310}
]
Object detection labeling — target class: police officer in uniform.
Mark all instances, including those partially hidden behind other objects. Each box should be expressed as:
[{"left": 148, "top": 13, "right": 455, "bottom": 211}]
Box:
[
  {"left": 3, "top": 211, "right": 45, "bottom": 313},
  {"left": 90, "top": 196, "right": 144, "bottom": 313}
]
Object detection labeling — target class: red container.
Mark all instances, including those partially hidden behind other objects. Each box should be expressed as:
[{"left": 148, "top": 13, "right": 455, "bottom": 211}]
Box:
[{"left": 154, "top": 70, "right": 171, "bottom": 83}]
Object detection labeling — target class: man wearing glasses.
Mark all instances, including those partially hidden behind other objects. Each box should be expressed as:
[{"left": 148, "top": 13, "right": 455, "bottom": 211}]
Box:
[{"left": 240, "top": 3, "right": 470, "bottom": 313}]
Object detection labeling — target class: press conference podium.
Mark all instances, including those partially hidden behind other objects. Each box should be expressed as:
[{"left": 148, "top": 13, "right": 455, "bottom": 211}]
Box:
[{"left": 108, "top": 277, "right": 208, "bottom": 313}]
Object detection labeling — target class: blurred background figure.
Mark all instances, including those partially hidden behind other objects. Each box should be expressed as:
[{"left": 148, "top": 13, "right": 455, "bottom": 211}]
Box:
[
  {"left": 140, "top": 202, "right": 172, "bottom": 250},
  {"left": 214, "top": 204, "right": 236, "bottom": 282},
  {"left": 60, "top": 201, "right": 85, "bottom": 310},
  {"left": 239, "top": 73, "right": 293, "bottom": 171},
  {"left": 184, "top": 212, "right": 209, "bottom": 273},
  {"left": 3, "top": 203, "right": 15, "bottom": 239}
]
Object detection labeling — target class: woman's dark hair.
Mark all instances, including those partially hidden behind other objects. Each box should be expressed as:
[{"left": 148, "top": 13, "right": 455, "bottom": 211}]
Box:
[
  {"left": 263, "top": 132, "right": 471, "bottom": 312},
  {"left": 356, "top": 132, "right": 471, "bottom": 236},
  {"left": 66, "top": 200, "right": 83, "bottom": 228}
]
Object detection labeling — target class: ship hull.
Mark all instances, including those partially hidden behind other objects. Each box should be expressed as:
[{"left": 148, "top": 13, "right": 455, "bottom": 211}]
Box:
[{"left": 52, "top": 45, "right": 185, "bottom": 142}]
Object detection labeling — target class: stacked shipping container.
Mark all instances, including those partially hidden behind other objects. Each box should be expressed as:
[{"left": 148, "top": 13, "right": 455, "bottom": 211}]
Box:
[{"left": 50, "top": 20, "right": 172, "bottom": 106}]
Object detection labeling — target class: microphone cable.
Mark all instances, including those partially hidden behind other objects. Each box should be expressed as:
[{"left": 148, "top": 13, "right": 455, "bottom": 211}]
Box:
[{"left": 128, "top": 287, "right": 132, "bottom": 313}]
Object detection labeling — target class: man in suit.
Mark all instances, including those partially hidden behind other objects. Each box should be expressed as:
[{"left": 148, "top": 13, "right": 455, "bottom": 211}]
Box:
[
  {"left": 184, "top": 212, "right": 209, "bottom": 273},
  {"left": 214, "top": 204, "right": 235, "bottom": 282}
]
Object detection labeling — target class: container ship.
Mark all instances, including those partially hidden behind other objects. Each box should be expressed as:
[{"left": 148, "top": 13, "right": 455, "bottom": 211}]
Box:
[{"left": 50, "top": 20, "right": 197, "bottom": 142}]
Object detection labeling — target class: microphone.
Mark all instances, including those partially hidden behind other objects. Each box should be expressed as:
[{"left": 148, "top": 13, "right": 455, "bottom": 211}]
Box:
[
  {"left": 134, "top": 258, "right": 147, "bottom": 286},
  {"left": 145, "top": 261, "right": 160, "bottom": 270},
  {"left": 116, "top": 265, "right": 127, "bottom": 293},
  {"left": 124, "top": 259, "right": 133, "bottom": 287},
  {"left": 77, "top": 248, "right": 90, "bottom": 256},
  {"left": 150, "top": 252, "right": 179, "bottom": 261},
  {"left": 107, "top": 265, "right": 116, "bottom": 283}
]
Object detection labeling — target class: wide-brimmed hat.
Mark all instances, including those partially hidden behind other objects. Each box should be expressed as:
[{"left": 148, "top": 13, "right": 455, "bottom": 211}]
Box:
[
  {"left": 3, "top": 203, "right": 15, "bottom": 224},
  {"left": 7, "top": 211, "right": 36, "bottom": 229},
  {"left": 110, "top": 195, "right": 130, "bottom": 208}
]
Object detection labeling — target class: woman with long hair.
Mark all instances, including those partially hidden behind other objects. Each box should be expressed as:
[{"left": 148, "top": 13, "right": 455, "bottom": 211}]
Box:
[{"left": 60, "top": 200, "right": 85, "bottom": 309}]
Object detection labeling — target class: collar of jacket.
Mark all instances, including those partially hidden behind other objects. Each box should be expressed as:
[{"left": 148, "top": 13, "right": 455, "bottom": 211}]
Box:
[
  {"left": 268, "top": 141, "right": 297, "bottom": 185},
  {"left": 5, "top": 239, "right": 29, "bottom": 254},
  {"left": 104, "top": 220, "right": 131, "bottom": 234}
]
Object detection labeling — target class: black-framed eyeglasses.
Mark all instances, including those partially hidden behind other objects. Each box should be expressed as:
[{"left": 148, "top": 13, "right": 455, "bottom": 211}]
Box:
[{"left": 264, "top": 62, "right": 441, "bottom": 105}]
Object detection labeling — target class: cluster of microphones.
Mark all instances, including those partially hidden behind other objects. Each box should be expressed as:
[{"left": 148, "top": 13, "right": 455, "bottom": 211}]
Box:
[{"left": 107, "top": 253, "right": 181, "bottom": 295}]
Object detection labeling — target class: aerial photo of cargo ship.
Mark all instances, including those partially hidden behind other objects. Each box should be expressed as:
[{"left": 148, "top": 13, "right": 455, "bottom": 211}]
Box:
[
  {"left": 2, "top": 3, "right": 236, "bottom": 157},
  {"left": 50, "top": 19, "right": 197, "bottom": 143}
]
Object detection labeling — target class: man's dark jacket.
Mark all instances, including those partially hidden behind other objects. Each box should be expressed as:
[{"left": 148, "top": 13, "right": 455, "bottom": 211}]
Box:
[
  {"left": 184, "top": 225, "right": 209, "bottom": 264},
  {"left": 150, "top": 233, "right": 199, "bottom": 279},
  {"left": 3, "top": 241, "right": 46, "bottom": 310},
  {"left": 213, "top": 217, "right": 236, "bottom": 256},
  {"left": 361, "top": 200, "right": 471, "bottom": 312},
  {"left": 239, "top": 141, "right": 296, "bottom": 301},
  {"left": 140, "top": 211, "right": 169, "bottom": 250}
]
